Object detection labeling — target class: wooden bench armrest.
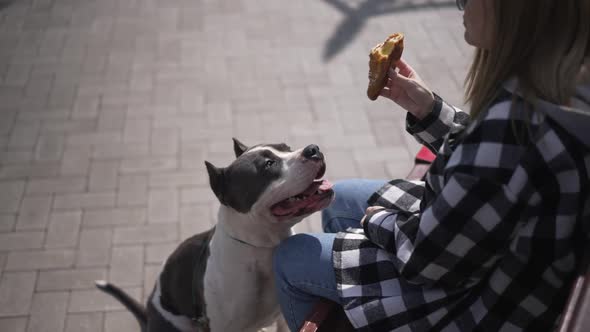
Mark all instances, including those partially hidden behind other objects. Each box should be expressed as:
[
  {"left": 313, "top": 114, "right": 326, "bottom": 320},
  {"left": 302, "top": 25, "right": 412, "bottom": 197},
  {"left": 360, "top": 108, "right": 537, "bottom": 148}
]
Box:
[{"left": 557, "top": 249, "right": 590, "bottom": 332}]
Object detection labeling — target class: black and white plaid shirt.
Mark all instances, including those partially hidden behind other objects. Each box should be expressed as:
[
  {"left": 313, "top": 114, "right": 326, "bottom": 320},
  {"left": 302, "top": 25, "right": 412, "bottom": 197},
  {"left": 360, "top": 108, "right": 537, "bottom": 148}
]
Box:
[{"left": 333, "top": 81, "right": 590, "bottom": 331}]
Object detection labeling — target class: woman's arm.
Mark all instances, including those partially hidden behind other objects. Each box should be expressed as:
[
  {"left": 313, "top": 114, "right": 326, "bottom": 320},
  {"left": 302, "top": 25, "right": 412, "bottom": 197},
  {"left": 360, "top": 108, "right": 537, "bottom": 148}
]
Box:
[
  {"left": 363, "top": 102, "right": 529, "bottom": 288},
  {"left": 405, "top": 94, "right": 471, "bottom": 153},
  {"left": 363, "top": 174, "right": 522, "bottom": 288},
  {"left": 379, "top": 59, "right": 471, "bottom": 153}
]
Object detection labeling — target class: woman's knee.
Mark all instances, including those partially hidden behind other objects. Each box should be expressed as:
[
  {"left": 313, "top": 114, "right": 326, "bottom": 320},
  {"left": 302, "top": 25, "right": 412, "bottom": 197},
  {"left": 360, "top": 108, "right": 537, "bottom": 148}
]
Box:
[
  {"left": 330, "top": 179, "right": 366, "bottom": 205},
  {"left": 273, "top": 234, "right": 318, "bottom": 278},
  {"left": 322, "top": 180, "right": 361, "bottom": 228},
  {"left": 322, "top": 179, "right": 371, "bottom": 232},
  {"left": 322, "top": 179, "right": 387, "bottom": 232}
]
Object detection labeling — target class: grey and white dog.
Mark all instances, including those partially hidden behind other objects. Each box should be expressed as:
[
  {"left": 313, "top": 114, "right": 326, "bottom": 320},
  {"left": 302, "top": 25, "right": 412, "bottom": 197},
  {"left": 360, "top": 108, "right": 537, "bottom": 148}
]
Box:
[{"left": 96, "top": 138, "right": 335, "bottom": 332}]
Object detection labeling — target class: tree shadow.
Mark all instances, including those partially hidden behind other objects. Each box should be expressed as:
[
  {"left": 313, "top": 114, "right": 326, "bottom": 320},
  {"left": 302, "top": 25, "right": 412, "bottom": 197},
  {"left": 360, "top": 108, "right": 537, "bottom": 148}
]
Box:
[
  {"left": 323, "top": 0, "right": 456, "bottom": 61},
  {"left": 0, "top": 0, "right": 16, "bottom": 11}
]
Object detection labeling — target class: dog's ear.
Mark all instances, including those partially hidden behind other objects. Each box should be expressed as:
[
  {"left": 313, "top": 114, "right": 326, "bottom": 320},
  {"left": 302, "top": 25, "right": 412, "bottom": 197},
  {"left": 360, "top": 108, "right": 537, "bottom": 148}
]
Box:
[
  {"left": 232, "top": 138, "right": 248, "bottom": 158},
  {"left": 205, "top": 161, "right": 226, "bottom": 205}
]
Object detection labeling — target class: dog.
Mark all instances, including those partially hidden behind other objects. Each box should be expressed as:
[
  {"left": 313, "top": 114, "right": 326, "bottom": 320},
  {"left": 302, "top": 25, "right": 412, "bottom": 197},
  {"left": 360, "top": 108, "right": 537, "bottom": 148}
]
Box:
[{"left": 95, "top": 138, "right": 335, "bottom": 332}]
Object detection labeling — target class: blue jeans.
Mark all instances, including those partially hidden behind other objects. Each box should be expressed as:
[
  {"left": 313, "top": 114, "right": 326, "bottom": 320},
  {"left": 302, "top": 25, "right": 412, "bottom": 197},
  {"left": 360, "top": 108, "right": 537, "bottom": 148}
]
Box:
[{"left": 273, "top": 179, "right": 387, "bottom": 331}]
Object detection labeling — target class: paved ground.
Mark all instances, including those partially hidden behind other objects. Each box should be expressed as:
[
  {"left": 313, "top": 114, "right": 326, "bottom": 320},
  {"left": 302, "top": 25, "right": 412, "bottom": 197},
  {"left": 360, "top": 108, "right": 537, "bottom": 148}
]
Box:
[{"left": 0, "top": 0, "right": 471, "bottom": 331}]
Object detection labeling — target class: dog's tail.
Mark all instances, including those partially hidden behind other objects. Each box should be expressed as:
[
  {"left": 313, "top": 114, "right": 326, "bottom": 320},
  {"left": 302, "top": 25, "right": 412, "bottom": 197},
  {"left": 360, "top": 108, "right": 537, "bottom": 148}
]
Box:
[{"left": 95, "top": 280, "right": 147, "bottom": 331}]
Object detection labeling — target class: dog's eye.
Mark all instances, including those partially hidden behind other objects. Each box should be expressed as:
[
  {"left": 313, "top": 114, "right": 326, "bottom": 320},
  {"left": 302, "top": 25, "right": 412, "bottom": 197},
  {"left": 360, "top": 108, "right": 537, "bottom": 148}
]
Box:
[{"left": 264, "top": 160, "right": 275, "bottom": 169}]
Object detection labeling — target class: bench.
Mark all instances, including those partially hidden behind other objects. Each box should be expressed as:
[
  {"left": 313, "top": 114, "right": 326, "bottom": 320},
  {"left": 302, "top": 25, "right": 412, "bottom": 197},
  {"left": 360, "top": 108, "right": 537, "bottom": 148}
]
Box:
[{"left": 299, "top": 146, "right": 590, "bottom": 332}]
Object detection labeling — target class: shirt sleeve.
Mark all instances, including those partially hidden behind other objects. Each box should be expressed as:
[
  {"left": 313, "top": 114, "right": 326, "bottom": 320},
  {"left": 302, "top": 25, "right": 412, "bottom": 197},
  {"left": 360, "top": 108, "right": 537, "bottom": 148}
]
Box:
[
  {"left": 365, "top": 102, "right": 528, "bottom": 288},
  {"left": 406, "top": 93, "right": 471, "bottom": 154}
]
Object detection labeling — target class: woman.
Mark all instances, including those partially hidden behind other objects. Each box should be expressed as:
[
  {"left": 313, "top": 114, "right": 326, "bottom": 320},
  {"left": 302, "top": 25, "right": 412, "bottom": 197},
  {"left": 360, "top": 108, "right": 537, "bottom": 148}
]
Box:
[{"left": 273, "top": 0, "right": 590, "bottom": 331}]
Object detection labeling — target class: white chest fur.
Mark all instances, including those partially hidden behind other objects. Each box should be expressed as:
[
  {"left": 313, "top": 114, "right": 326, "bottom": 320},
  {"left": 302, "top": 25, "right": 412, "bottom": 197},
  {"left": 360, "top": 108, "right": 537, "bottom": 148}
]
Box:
[{"left": 203, "top": 227, "right": 283, "bottom": 332}]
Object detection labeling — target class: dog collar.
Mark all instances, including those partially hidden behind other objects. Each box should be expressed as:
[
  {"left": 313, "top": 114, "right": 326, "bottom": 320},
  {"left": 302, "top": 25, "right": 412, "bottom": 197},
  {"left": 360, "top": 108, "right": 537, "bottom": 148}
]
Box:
[{"left": 219, "top": 225, "right": 276, "bottom": 249}]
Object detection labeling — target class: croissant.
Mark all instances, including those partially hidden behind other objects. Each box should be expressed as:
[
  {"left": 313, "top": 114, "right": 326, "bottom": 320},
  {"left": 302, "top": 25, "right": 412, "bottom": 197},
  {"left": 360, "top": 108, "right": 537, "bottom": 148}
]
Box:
[{"left": 367, "top": 33, "right": 405, "bottom": 101}]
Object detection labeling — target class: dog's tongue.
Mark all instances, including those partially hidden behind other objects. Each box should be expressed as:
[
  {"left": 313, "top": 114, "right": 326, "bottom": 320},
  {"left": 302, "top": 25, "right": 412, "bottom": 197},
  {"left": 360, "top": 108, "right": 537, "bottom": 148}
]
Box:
[
  {"left": 302, "top": 179, "right": 325, "bottom": 196},
  {"left": 271, "top": 180, "right": 333, "bottom": 217}
]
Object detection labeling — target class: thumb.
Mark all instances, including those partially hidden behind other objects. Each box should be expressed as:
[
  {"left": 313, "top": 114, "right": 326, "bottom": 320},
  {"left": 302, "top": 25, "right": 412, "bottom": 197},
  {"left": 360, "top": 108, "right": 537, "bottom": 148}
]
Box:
[{"left": 365, "top": 206, "right": 386, "bottom": 215}]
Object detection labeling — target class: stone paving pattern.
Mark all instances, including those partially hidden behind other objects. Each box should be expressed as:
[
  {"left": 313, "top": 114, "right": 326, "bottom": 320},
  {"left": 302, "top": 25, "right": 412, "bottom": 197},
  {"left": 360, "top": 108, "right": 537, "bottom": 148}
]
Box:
[{"left": 0, "top": 0, "right": 471, "bottom": 330}]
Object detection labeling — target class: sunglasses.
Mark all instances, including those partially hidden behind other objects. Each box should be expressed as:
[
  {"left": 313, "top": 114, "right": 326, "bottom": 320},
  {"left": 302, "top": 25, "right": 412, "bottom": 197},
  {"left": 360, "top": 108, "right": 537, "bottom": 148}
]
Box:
[{"left": 456, "top": 0, "right": 467, "bottom": 11}]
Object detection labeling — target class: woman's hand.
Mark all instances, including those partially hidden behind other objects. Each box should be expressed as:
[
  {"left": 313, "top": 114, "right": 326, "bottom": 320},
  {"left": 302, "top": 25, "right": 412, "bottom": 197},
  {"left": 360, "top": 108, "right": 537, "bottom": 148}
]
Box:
[
  {"left": 379, "top": 59, "right": 435, "bottom": 120},
  {"left": 360, "top": 206, "right": 386, "bottom": 226}
]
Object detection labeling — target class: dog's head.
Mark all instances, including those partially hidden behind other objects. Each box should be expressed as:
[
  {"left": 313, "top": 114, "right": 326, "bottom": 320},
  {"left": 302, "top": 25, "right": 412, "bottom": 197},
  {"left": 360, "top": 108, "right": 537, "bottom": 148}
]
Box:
[{"left": 205, "top": 138, "right": 334, "bottom": 225}]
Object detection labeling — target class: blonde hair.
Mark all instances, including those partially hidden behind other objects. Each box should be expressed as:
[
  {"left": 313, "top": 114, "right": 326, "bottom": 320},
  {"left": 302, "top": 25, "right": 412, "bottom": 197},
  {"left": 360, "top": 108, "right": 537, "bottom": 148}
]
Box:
[{"left": 465, "top": 0, "right": 590, "bottom": 118}]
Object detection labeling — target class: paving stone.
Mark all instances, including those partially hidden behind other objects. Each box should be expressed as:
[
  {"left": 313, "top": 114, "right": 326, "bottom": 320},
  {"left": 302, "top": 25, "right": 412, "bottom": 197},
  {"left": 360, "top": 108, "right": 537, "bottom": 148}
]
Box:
[
  {"left": 66, "top": 132, "right": 122, "bottom": 147},
  {"left": 26, "top": 177, "right": 87, "bottom": 194},
  {"left": 45, "top": 210, "right": 82, "bottom": 248},
  {"left": 180, "top": 204, "right": 214, "bottom": 240},
  {"left": 113, "top": 224, "right": 178, "bottom": 245},
  {"left": 123, "top": 118, "right": 151, "bottom": 143},
  {"left": 108, "top": 245, "right": 143, "bottom": 287},
  {"left": 3, "top": 63, "right": 30, "bottom": 87},
  {"left": 0, "top": 231, "right": 44, "bottom": 251},
  {"left": 0, "top": 253, "right": 5, "bottom": 277},
  {"left": 38, "top": 268, "right": 107, "bottom": 291},
  {"left": 18, "top": 108, "right": 70, "bottom": 122},
  {"left": 180, "top": 186, "right": 213, "bottom": 204},
  {"left": 104, "top": 310, "right": 139, "bottom": 332},
  {"left": 145, "top": 243, "right": 177, "bottom": 264},
  {"left": 322, "top": 149, "right": 360, "bottom": 181},
  {"left": 149, "top": 171, "right": 207, "bottom": 188},
  {"left": 27, "top": 291, "right": 69, "bottom": 332},
  {"left": 0, "top": 271, "right": 36, "bottom": 316},
  {"left": 385, "top": 158, "right": 416, "bottom": 179},
  {"left": 83, "top": 207, "right": 146, "bottom": 227},
  {"left": 0, "top": 180, "right": 25, "bottom": 213},
  {"left": 69, "top": 287, "right": 142, "bottom": 313},
  {"left": 143, "top": 264, "right": 160, "bottom": 300},
  {"left": 65, "top": 312, "right": 104, "bottom": 332},
  {"left": 353, "top": 146, "right": 412, "bottom": 163},
  {"left": 356, "top": 160, "right": 391, "bottom": 180},
  {"left": 8, "top": 122, "right": 40, "bottom": 149},
  {"left": 5, "top": 249, "right": 75, "bottom": 271},
  {"left": 15, "top": 195, "right": 53, "bottom": 230},
  {"left": 41, "top": 119, "right": 96, "bottom": 134},
  {"left": 0, "top": 163, "right": 61, "bottom": 179},
  {"left": 117, "top": 174, "right": 148, "bottom": 207},
  {"left": 97, "top": 107, "right": 126, "bottom": 131},
  {"left": 0, "top": 317, "right": 28, "bottom": 332},
  {"left": 54, "top": 192, "right": 116, "bottom": 210},
  {"left": 151, "top": 128, "right": 179, "bottom": 156},
  {"left": 151, "top": 113, "right": 200, "bottom": 130},
  {"left": 34, "top": 134, "right": 65, "bottom": 161},
  {"left": 0, "top": 150, "right": 34, "bottom": 164},
  {"left": 93, "top": 143, "right": 150, "bottom": 160},
  {"left": 0, "top": 214, "right": 16, "bottom": 232},
  {"left": 120, "top": 156, "right": 177, "bottom": 174},
  {"left": 60, "top": 147, "right": 91, "bottom": 176},
  {"left": 76, "top": 228, "right": 112, "bottom": 267},
  {"left": 89, "top": 161, "right": 119, "bottom": 191},
  {"left": 148, "top": 189, "right": 178, "bottom": 223}
]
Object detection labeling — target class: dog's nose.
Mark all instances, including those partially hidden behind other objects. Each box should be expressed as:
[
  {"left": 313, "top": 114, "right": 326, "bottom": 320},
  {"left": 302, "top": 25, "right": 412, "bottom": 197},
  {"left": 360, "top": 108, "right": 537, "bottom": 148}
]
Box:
[{"left": 302, "top": 144, "right": 322, "bottom": 161}]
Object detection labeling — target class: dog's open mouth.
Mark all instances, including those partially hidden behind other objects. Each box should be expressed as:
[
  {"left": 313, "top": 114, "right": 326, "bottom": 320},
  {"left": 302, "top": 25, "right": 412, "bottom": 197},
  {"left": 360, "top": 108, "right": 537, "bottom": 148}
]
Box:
[{"left": 270, "top": 166, "right": 334, "bottom": 218}]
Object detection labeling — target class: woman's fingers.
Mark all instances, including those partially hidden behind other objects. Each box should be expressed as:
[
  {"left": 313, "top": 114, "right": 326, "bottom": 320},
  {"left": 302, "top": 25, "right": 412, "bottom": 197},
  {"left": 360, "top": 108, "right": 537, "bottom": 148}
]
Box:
[
  {"left": 389, "top": 68, "right": 415, "bottom": 90},
  {"left": 361, "top": 206, "right": 386, "bottom": 226},
  {"left": 381, "top": 73, "right": 409, "bottom": 102},
  {"left": 395, "top": 58, "right": 416, "bottom": 78},
  {"left": 365, "top": 206, "right": 386, "bottom": 215}
]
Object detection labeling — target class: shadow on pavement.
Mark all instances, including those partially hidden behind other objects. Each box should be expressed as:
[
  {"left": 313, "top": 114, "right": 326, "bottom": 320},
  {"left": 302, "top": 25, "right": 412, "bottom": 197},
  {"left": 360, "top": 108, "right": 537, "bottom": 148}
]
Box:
[
  {"left": 323, "top": 0, "right": 456, "bottom": 61},
  {"left": 0, "top": 0, "right": 16, "bottom": 11}
]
